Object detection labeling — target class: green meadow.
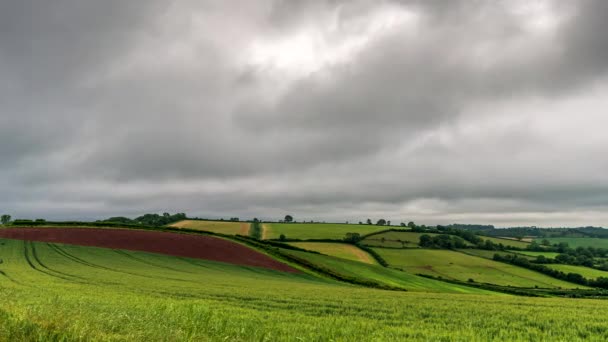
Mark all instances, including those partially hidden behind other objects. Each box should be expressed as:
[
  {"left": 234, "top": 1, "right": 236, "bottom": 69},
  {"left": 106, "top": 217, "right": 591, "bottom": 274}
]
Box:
[
  {"left": 287, "top": 242, "right": 378, "bottom": 264},
  {"left": 373, "top": 248, "right": 583, "bottom": 288},
  {"left": 538, "top": 237, "right": 608, "bottom": 249},
  {"left": 261, "top": 223, "right": 384, "bottom": 240}
]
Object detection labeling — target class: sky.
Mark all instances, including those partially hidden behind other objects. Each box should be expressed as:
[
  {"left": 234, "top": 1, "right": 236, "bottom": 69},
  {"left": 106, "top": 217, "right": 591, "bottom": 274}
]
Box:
[{"left": 1, "top": 0, "right": 608, "bottom": 227}]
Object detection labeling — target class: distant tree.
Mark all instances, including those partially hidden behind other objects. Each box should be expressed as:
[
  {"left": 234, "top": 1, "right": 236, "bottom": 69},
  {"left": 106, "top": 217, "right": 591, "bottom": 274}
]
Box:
[
  {"left": 253, "top": 218, "right": 260, "bottom": 223},
  {"left": 279, "top": 234, "right": 287, "bottom": 241},
  {"left": 407, "top": 221, "right": 416, "bottom": 228},
  {"left": 35, "top": 219, "right": 46, "bottom": 223},
  {"left": 0, "top": 215, "right": 11, "bottom": 225},
  {"left": 284, "top": 215, "right": 294, "bottom": 223},
  {"left": 386, "top": 221, "right": 391, "bottom": 226},
  {"left": 419, "top": 234, "right": 433, "bottom": 247},
  {"left": 359, "top": 221, "right": 363, "bottom": 225},
  {"left": 376, "top": 219, "right": 386, "bottom": 226},
  {"left": 541, "top": 239, "right": 551, "bottom": 246},
  {"left": 366, "top": 218, "right": 372, "bottom": 225},
  {"left": 344, "top": 232, "right": 362, "bottom": 243},
  {"left": 400, "top": 222, "right": 406, "bottom": 227}
]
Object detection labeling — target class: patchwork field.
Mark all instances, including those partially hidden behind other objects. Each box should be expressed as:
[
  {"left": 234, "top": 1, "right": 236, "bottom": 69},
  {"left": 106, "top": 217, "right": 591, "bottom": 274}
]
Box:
[
  {"left": 362, "top": 231, "right": 443, "bottom": 248},
  {"left": 373, "top": 248, "right": 583, "bottom": 289},
  {"left": 513, "top": 251, "right": 561, "bottom": 258},
  {"left": 261, "top": 223, "right": 384, "bottom": 240},
  {"left": 169, "top": 220, "right": 250, "bottom": 235},
  {"left": 479, "top": 236, "right": 530, "bottom": 249},
  {"left": 546, "top": 264, "right": 608, "bottom": 280},
  {"left": 288, "top": 242, "right": 377, "bottom": 264},
  {"left": 537, "top": 237, "right": 608, "bottom": 249}
]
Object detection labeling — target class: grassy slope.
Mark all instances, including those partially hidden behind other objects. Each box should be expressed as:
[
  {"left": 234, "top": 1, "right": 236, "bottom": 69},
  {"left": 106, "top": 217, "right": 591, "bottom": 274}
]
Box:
[
  {"left": 513, "top": 251, "right": 560, "bottom": 258},
  {"left": 480, "top": 236, "right": 530, "bottom": 249},
  {"left": 457, "top": 249, "right": 528, "bottom": 260},
  {"left": 538, "top": 237, "right": 608, "bottom": 249},
  {"left": 546, "top": 264, "right": 608, "bottom": 280},
  {"left": 1, "top": 239, "right": 608, "bottom": 340},
  {"left": 363, "top": 231, "right": 477, "bottom": 248},
  {"left": 170, "top": 220, "right": 250, "bottom": 235},
  {"left": 373, "top": 248, "right": 583, "bottom": 289},
  {"left": 278, "top": 248, "right": 493, "bottom": 294},
  {"left": 287, "top": 242, "right": 378, "bottom": 264},
  {"left": 262, "top": 223, "right": 384, "bottom": 240}
]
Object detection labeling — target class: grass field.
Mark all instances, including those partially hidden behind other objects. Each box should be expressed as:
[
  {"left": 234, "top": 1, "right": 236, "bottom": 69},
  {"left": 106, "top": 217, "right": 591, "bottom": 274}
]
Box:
[
  {"left": 457, "top": 249, "right": 526, "bottom": 260},
  {"left": 536, "top": 237, "right": 608, "bottom": 249},
  {"left": 373, "top": 248, "right": 583, "bottom": 289},
  {"left": 546, "top": 264, "right": 608, "bottom": 280},
  {"left": 513, "top": 251, "right": 560, "bottom": 258},
  {"left": 261, "top": 223, "right": 384, "bottom": 240},
  {"left": 479, "top": 236, "right": 530, "bottom": 249},
  {"left": 2, "top": 238, "right": 608, "bottom": 340},
  {"left": 287, "top": 242, "right": 377, "bottom": 264},
  {"left": 170, "top": 220, "right": 250, "bottom": 235},
  {"left": 362, "top": 231, "right": 446, "bottom": 248}
]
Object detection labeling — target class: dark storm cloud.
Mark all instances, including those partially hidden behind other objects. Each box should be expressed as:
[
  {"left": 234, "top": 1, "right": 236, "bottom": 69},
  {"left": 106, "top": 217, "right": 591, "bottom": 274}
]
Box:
[{"left": 2, "top": 0, "right": 608, "bottom": 226}]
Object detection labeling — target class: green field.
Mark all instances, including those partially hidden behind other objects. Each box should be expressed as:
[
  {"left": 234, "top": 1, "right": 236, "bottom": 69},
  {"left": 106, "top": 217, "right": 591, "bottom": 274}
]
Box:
[
  {"left": 479, "top": 236, "right": 530, "bottom": 249},
  {"left": 170, "top": 220, "right": 250, "bottom": 235},
  {"left": 373, "top": 248, "right": 583, "bottom": 289},
  {"left": 537, "top": 237, "right": 608, "bottom": 249},
  {"left": 3, "top": 238, "right": 608, "bottom": 340},
  {"left": 546, "top": 264, "right": 608, "bottom": 280},
  {"left": 362, "top": 231, "right": 444, "bottom": 248},
  {"left": 261, "top": 223, "right": 384, "bottom": 240},
  {"left": 457, "top": 249, "right": 526, "bottom": 260},
  {"left": 288, "top": 242, "right": 378, "bottom": 264},
  {"left": 513, "top": 251, "right": 560, "bottom": 258}
]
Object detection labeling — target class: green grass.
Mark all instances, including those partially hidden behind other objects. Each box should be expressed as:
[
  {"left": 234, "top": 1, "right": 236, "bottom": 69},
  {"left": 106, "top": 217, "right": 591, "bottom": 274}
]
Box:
[
  {"left": 169, "top": 220, "right": 250, "bottom": 235},
  {"left": 546, "top": 264, "right": 608, "bottom": 280},
  {"left": 512, "top": 251, "right": 560, "bottom": 258},
  {"left": 479, "top": 236, "right": 530, "bottom": 249},
  {"left": 537, "top": 237, "right": 608, "bottom": 249},
  {"left": 362, "top": 232, "right": 446, "bottom": 248},
  {"left": 262, "top": 223, "right": 384, "bottom": 240},
  {"left": 2, "top": 238, "right": 608, "bottom": 340},
  {"left": 373, "top": 248, "right": 583, "bottom": 289},
  {"left": 278, "top": 248, "right": 494, "bottom": 294},
  {"left": 287, "top": 242, "right": 378, "bottom": 264},
  {"left": 457, "top": 249, "right": 527, "bottom": 260}
]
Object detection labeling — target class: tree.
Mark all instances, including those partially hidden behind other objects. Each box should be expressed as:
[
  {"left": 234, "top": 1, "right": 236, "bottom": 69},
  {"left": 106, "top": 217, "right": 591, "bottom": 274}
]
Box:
[
  {"left": 366, "top": 218, "right": 372, "bottom": 225},
  {"left": 344, "top": 232, "right": 362, "bottom": 243},
  {"left": 279, "top": 234, "right": 287, "bottom": 241},
  {"left": 386, "top": 220, "right": 391, "bottom": 226},
  {"left": 376, "top": 219, "right": 386, "bottom": 226},
  {"left": 541, "top": 239, "right": 551, "bottom": 246},
  {"left": 0, "top": 215, "right": 10, "bottom": 225},
  {"left": 284, "top": 215, "right": 293, "bottom": 223},
  {"left": 400, "top": 222, "right": 406, "bottom": 227},
  {"left": 407, "top": 221, "right": 416, "bottom": 228}
]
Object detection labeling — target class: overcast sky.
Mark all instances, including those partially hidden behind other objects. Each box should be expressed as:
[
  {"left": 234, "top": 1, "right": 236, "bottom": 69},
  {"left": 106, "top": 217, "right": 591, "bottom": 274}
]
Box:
[{"left": 2, "top": 1, "right": 608, "bottom": 227}]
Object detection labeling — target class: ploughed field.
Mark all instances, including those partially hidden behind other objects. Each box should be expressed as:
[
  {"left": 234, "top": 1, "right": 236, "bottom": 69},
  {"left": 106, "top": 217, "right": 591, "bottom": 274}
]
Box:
[
  {"left": 0, "top": 228, "right": 297, "bottom": 273},
  {"left": 2, "top": 238, "right": 608, "bottom": 341}
]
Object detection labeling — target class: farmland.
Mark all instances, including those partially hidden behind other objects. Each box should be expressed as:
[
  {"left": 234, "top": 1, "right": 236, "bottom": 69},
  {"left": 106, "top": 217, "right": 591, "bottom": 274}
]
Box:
[
  {"left": 537, "top": 237, "right": 608, "bottom": 249},
  {"left": 261, "top": 223, "right": 384, "bottom": 240},
  {"left": 479, "top": 236, "right": 530, "bottom": 249},
  {"left": 373, "top": 248, "right": 583, "bottom": 288},
  {"left": 169, "top": 220, "right": 250, "bottom": 235},
  {"left": 546, "top": 264, "right": 608, "bottom": 280},
  {"left": 362, "top": 231, "right": 440, "bottom": 248},
  {"left": 513, "top": 251, "right": 561, "bottom": 258},
  {"left": 2, "top": 238, "right": 608, "bottom": 340},
  {"left": 287, "top": 242, "right": 377, "bottom": 264}
]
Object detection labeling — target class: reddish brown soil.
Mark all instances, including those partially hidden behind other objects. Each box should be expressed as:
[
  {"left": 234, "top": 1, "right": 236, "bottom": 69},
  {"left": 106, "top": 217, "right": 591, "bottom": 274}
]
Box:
[{"left": 0, "top": 228, "right": 299, "bottom": 273}]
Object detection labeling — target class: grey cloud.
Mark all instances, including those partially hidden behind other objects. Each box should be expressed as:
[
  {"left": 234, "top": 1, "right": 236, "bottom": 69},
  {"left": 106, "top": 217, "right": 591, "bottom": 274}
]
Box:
[{"left": 1, "top": 0, "right": 608, "bottom": 227}]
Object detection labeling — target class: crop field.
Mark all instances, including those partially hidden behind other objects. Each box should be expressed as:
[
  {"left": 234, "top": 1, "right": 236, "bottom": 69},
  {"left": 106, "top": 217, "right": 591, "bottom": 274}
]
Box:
[
  {"left": 2, "top": 238, "right": 608, "bottom": 340},
  {"left": 479, "top": 236, "right": 530, "bottom": 249},
  {"left": 362, "top": 231, "right": 445, "bottom": 248},
  {"left": 536, "top": 237, "right": 608, "bottom": 249},
  {"left": 287, "top": 242, "right": 377, "bottom": 264},
  {"left": 261, "top": 223, "right": 384, "bottom": 240},
  {"left": 513, "top": 251, "right": 560, "bottom": 258},
  {"left": 546, "top": 264, "right": 608, "bottom": 280},
  {"left": 169, "top": 220, "right": 250, "bottom": 235},
  {"left": 373, "top": 248, "right": 583, "bottom": 289}
]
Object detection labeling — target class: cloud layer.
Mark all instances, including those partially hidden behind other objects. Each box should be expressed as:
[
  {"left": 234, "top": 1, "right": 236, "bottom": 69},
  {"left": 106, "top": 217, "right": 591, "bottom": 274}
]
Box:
[{"left": 2, "top": 0, "right": 608, "bottom": 227}]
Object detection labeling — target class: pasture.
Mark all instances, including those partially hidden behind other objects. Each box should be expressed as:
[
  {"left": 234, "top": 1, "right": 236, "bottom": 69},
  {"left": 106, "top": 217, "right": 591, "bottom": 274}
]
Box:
[
  {"left": 513, "top": 251, "right": 561, "bottom": 258},
  {"left": 373, "top": 248, "right": 583, "bottom": 289},
  {"left": 362, "top": 231, "right": 444, "bottom": 248},
  {"left": 1, "top": 238, "right": 608, "bottom": 340},
  {"left": 261, "top": 223, "right": 384, "bottom": 240},
  {"left": 546, "top": 264, "right": 608, "bottom": 280},
  {"left": 479, "top": 236, "right": 530, "bottom": 249},
  {"left": 287, "top": 242, "right": 377, "bottom": 264},
  {"left": 169, "top": 220, "right": 250, "bottom": 235},
  {"left": 537, "top": 237, "right": 608, "bottom": 249}
]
